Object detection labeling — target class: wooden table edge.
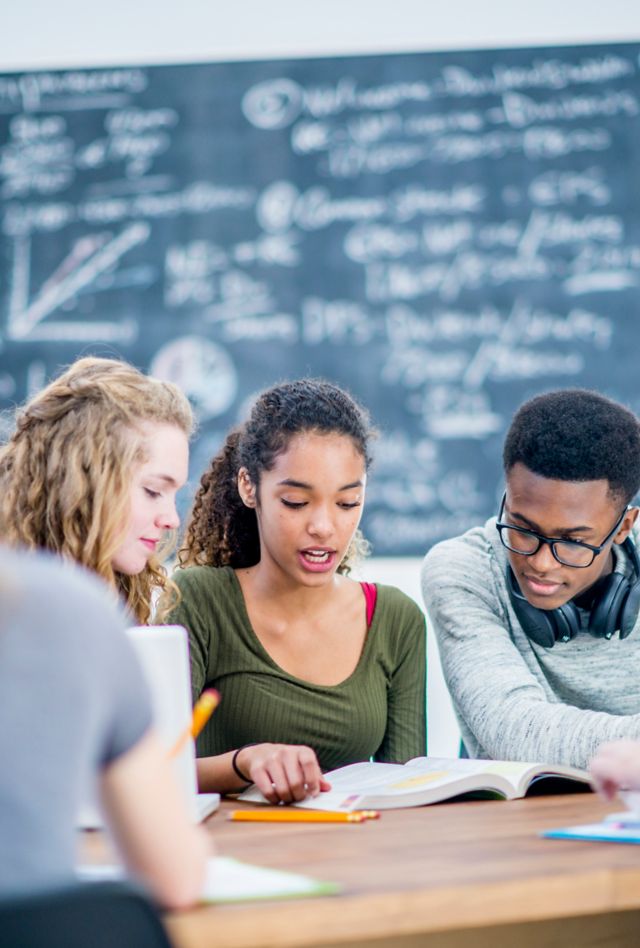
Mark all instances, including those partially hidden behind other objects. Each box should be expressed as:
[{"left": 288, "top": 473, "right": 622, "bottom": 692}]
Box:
[{"left": 164, "top": 864, "right": 640, "bottom": 948}]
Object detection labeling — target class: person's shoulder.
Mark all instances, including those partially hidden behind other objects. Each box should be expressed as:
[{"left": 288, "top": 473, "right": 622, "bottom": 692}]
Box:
[
  {"left": 422, "top": 518, "right": 503, "bottom": 589},
  {"left": 2, "top": 544, "right": 116, "bottom": 607},
  {"left": 169, "top": 564, "right": 242, "bottom": 629},
  {"left": 375, "top": 583, "right": 423, "bottom": 617},
  {"left": 368, "top": 585, "right": 425, "bottom": 661},
  {"left": 0, "top": 545, "right": 126, "bottom": 647},
  {"left": 373, "top": 584, "right": 426, "bottom": 636},
  {"left": 172, "top": 563, "right": 234, "bottom": 594},
  {"left": 423, "top": 519, "right": 496, "bottom": 564}
]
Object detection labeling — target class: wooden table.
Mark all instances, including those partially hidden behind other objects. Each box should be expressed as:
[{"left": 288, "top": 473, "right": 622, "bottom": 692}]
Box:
[{"left": 142, "top": 796, "right": 640, "bottom": 947}]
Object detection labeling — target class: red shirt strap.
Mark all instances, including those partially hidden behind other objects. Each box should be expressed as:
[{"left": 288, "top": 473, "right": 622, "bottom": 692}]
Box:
[{"left": 360, "top": 581, "right": 378, "bottom": 629}]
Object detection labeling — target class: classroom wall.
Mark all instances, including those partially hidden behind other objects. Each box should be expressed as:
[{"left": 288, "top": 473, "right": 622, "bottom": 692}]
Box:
[
  {"left": 3, "top": 0, "right": 639, "bottom": 756},
  {"left": 4, "top": 0, "right": 640, "bottom": 69}
]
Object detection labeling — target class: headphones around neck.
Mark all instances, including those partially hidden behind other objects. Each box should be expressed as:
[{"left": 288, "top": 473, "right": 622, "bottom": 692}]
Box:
[{"left": 507, "top": 537, "right": 640, "bottom": 648}]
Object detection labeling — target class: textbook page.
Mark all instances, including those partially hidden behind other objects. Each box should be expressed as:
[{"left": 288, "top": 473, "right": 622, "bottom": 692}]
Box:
[
  {"left": 298, "top": 757, "right": 533, "bottom": 809},
  {"left": 238, "top": 756, "right": 589, "bottom": 810}
]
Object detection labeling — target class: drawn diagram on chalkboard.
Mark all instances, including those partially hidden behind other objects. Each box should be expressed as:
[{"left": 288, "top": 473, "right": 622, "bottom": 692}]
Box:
[
  {"left": 6, "top": 222, "right": 149, "bottom": 342},
  {"left": 2, "top": 46, "right": 640, "bottom": 553}
]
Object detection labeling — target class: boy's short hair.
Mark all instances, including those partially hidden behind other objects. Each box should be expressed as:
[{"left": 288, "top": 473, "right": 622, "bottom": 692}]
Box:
[{"left": 503, "top": 389, "right": 640, "bottom": 505}]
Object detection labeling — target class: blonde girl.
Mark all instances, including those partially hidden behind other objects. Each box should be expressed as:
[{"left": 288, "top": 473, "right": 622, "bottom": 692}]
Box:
[{"left": 0, "top": 356, "right": 193, "bottom": 623}]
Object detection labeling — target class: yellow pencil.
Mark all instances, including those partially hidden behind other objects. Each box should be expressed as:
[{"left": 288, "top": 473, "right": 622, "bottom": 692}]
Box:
[
  {"left": 169, "top": 688, "right": 220, "bottom": 759},
  {"left": 228, "top": 809, "right": 377, "bottom": 823}
]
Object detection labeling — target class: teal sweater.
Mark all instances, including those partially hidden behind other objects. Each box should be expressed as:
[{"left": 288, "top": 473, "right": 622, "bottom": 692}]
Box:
[{"left": 169, "top": 566, "right": 426, "bottom": 770}]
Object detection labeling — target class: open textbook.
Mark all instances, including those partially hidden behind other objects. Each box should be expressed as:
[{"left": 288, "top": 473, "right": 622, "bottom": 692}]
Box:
[{"left": 238, "top": 756, "right": 591, "bottom": 811}]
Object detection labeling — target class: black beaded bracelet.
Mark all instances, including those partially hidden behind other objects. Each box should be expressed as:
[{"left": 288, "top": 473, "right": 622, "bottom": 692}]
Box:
[{"left": 231, "top": 746, "right": 253, "bottom": 784}]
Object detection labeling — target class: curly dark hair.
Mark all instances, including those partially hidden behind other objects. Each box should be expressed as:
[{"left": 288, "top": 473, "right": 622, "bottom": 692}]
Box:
[
  {"left": 179, "top": 378, "right": 375, "bottom": 572},
  {"left": 503, "top": 388, "right": 640, "bottom": 504}
]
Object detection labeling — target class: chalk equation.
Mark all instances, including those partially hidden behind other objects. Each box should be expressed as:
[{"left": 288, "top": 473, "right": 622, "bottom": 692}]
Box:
[{"left": 1, "top": 44, "right": 640, "bottom": 553}]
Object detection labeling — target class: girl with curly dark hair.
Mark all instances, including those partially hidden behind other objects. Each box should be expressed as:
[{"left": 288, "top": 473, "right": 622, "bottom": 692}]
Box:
[{"left": 167, "top": 378, "right": 426, "bottom": 803}]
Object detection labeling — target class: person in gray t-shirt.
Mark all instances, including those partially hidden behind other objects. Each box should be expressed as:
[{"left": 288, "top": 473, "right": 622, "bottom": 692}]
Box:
[
  {"left": 422, "top": 389, "right": 640, "bottom": 770},
  {"left": 0, "top": 546, "right": 207, "bottom": 906}
]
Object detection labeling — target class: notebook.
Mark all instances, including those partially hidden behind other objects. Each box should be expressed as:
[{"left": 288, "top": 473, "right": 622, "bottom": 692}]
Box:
[
  {"left": 78, "top": 857, "right": 340, "bottom": 903},
  {"left": 542, "top": 810, "right": 640, "bottom": 845},
  {"left": 79, "top": 625, "right": 219, "bottom": 826}
]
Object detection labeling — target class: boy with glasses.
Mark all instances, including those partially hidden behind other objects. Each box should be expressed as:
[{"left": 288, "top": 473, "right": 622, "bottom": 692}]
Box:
[{"left": 421, "top": 389, "right": 640, "bottom": 769}]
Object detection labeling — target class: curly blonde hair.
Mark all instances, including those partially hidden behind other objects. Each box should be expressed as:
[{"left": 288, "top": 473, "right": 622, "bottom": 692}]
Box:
[{"left": 0, "top": 357, "right": 194, "bottom": 624}]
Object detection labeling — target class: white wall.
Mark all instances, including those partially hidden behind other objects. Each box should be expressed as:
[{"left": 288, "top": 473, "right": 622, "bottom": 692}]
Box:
[
  {"left": 3, "top": 0, "right": 638, "bottom": 756},
  {"left": 3, "top": 0, "right": 640, "bottom": 70}
]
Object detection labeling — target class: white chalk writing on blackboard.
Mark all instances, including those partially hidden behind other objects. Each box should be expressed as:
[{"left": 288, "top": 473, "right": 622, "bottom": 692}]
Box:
[{"left": 1, "top": 45, "right": 639, "bottom": 552}]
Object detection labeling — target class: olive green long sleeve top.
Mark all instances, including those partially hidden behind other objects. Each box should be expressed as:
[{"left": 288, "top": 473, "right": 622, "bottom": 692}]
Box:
[{"left": 169, "top": 566, "right": 426, "bottom": 770}]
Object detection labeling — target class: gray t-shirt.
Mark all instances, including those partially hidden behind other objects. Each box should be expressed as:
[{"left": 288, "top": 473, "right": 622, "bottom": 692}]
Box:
[
  {"left": 421, "top": 518, "right": 640, "bottom": 769},
  {"left": 0, "top": 547, "right": 152, "bottom": 895}
]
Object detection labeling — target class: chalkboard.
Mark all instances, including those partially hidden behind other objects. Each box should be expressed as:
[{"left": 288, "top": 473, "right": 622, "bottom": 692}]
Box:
[{"left": 2, "top": 43, "right": 640, "bottom": 554}]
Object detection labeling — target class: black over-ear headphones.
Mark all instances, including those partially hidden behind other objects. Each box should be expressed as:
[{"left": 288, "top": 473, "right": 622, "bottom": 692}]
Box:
[{"left": 507, "top": 537, "right": 640, "bottom": 648}]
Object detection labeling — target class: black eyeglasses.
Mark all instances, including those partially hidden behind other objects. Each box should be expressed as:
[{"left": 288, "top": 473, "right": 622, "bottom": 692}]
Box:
[{"left": 495, "top": 494, "right": 628, "bottom": 568}]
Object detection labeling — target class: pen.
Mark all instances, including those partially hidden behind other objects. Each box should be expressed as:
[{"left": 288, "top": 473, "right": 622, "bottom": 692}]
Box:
[
  {"left": 169, "top": 688, "right": 220, "bottom": 759},
  {"left": 227, "top": 809, "right": 379, "bottom": 823}
]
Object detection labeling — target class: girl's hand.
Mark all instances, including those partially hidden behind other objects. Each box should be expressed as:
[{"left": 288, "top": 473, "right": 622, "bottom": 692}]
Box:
[
  {"left": 235, "top": 743, "right": 331, "bottom": 803},
  {"left": 590, "top": 740, "right": 640, "bottom": 799}
]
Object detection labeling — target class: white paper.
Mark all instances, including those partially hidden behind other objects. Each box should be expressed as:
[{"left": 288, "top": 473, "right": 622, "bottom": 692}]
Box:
[
  {"left": 619, "top": 790, "right": 640, "bottom": 817},
  {"left": 77, "top": 856, "right": 337, "bottom": 902}
]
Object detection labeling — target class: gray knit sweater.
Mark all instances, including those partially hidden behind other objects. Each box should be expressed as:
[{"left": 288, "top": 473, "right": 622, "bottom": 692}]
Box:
[{"left": 421, "top": 517, "right": 640, "bottom": 769}]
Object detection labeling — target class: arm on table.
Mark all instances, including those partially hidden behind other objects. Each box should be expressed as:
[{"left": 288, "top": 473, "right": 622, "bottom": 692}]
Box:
[
  {"left": 421, "top": 539, "right": 640, "bottom": 769},
  {"left": 196, "top": 743, "right": 331, "bottom": 802},
  {"left": 170, "top": 568, "right": 331, "bottom": 803},
  {"left": 590, "top": 739, "right": 640, "bottom": 799}
]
